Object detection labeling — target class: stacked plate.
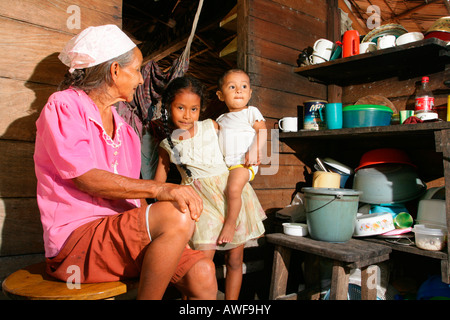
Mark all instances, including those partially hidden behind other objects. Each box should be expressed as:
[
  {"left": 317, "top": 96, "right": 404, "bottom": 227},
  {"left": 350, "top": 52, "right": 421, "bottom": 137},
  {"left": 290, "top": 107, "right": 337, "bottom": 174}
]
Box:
[{"left": 362, "top": 24, "right": 408, "bottom": 43}]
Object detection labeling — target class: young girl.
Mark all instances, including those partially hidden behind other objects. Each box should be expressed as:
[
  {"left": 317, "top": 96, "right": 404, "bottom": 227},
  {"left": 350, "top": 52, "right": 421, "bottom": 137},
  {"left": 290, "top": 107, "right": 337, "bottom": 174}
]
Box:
[
  {"left": 154, "top": 76, "right": 266, "bottom": 300},
  {"left": 215, "top": 69, "right": 268, "bottom": 245}
]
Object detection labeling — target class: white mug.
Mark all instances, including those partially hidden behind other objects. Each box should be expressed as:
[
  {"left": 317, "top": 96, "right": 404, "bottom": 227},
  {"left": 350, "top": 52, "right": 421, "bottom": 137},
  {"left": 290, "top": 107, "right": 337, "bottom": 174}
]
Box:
[
  {"left": 312, "top": 39, "right": 335, "bottom": 62},
  {"left": 359, "top": 42, "right": 376, "bottom": 53},
  {"left": 309, "top": 54, "right": 327, "bottom": 65},
  {"left": 377, "top": 35, "right": 396, "bottom": 49},
  {"left": 278, "top": 117, "right": 298, "bottom": 132}
]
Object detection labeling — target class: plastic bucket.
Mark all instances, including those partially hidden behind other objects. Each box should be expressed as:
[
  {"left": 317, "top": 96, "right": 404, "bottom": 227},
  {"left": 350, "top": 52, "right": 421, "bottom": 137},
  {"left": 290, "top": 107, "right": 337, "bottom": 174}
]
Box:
[{"left": 302, "top": 187, "right": 362, "bottom": 242}]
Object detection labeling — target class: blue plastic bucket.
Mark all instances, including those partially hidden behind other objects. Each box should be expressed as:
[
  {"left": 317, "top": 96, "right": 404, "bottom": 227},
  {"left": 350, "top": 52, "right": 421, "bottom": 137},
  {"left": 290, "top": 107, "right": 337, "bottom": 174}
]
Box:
[{"left": 302, "top": 188, "right": 362, "bottom": 242}]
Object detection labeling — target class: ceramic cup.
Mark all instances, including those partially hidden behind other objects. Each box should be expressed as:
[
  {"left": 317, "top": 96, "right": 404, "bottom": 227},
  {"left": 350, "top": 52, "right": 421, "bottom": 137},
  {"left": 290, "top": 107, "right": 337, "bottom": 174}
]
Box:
[
  {"left": 400, "top": 110, "right": 414, "bottom": 124},
  {"left": 311, "top": 38, "right": 335, "bottom": 63},
  {"left": 312, "top": 171, "right": 341, "bottom": 188},
  {"left": 278, "top": 117, "right": 298, "bottom": 132},
  {"left": 377, "top": 35, "right": 396, "bottom": 49},
  {"left": 359, "top": 42, "right": 376, "bottom": 53},
  {"left": 325, "top": 103, "right": 343, "bottom": 129}
]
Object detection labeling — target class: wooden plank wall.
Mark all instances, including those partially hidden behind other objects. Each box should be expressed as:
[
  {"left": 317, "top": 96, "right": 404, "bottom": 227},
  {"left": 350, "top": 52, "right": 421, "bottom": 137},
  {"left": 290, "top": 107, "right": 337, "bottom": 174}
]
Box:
[
  {"left": 0, "top": 0, "right": 122, "bottom": 284},
  {"left": 237, "top": 0, "right": 329, "bottom": 210}
]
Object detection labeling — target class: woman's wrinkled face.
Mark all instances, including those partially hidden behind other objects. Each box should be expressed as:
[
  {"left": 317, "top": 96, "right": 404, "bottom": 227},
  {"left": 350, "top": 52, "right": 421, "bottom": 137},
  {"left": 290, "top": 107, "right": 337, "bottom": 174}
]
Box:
[{"left": 114, "top": 47, "right": 144, "bottom": 102}]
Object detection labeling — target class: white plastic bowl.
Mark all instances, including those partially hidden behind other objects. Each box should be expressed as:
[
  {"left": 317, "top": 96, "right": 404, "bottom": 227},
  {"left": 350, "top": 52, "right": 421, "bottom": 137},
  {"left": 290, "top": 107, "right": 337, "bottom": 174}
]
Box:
[
  {"left": 283, "top": 223, "right": 308, "bottom": 237},
  {"left": 396, "top": 32, "right": 424, "bottom": 46}
]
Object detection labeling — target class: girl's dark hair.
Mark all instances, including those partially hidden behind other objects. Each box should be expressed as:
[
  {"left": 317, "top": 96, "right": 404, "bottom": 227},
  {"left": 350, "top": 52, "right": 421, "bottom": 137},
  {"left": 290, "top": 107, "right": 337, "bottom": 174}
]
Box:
[
  {"left": 161, "top": 76, "right": 205, "bottom": 179},
  {"left": 58, "top": 48, "right": 135, "bottom": 93}
]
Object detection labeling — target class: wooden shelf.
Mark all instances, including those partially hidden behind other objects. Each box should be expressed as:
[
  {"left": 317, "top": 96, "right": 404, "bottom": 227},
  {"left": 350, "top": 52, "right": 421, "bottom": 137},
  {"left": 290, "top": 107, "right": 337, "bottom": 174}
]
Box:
[
  {"left": 219, "top": 36, "right": 237, "bottom": 58},
  {"left": 280, "top": 122, "right": 450, "bottom": 142},
  {"left": 219, "top": 5, "right": 237, "bottom": 32},
  {"left": 279, "top": 122, "right": 450, "bottom": 267},
  {"left": 294, "top": 38, "right": 450, "bottom": 86}
]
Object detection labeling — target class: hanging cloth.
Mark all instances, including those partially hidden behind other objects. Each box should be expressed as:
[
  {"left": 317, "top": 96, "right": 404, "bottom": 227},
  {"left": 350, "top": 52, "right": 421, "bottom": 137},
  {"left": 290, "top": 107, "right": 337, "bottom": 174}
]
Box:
[
  {"left": 117, "top": 0, "right": 203, "bottom": 138},
  {"left": 116, "top": 0, "right": 204, "bottom": 179}
]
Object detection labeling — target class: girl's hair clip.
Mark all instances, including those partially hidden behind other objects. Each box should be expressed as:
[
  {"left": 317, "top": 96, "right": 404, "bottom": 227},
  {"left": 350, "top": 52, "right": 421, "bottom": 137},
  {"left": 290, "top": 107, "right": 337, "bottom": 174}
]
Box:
[{"left": 161, "top": 108, "right": 168, "bottom": 120}]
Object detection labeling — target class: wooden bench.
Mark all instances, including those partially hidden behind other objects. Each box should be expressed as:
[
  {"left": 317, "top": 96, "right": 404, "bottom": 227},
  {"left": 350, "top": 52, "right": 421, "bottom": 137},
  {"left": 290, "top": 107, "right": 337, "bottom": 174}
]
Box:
[
  {"left": 2, "top": 262, "right": 139, "bottom": 300},
  {"left": 2, "top": 238, "right": 267, "bottom": 300},
  {"left": 266, "top": 233, "right": 391, "bottom": 300}
]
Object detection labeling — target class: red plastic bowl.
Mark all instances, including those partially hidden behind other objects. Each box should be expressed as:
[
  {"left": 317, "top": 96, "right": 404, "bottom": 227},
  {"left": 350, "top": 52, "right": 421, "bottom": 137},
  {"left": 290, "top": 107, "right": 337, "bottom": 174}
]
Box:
[
  {"left": 355, "top": 148, "right": 416, "bottom": 171},
  {"left": 425, "top": 31, "right": 450, "bottom": 42}
]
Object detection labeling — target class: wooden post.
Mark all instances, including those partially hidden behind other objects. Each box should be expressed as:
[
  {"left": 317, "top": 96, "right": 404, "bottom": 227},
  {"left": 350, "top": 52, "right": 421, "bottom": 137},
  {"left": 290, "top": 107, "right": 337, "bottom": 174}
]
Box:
[{"left": 269, "top": 245, "right": 291, "bottom": 299}]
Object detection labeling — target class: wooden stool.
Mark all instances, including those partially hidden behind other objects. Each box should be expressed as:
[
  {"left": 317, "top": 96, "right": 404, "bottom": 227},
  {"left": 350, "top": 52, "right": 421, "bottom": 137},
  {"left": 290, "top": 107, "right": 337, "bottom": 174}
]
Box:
[
  {"left": 266, "top": 233, "right": 391, "bottom": 300},
  {"left": 2, "top": 262, "right": 139, "bottom": 300}
]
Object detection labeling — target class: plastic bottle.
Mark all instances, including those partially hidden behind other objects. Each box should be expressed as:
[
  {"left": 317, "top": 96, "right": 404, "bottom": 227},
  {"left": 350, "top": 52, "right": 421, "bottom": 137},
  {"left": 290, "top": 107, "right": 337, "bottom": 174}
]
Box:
[{"left": 414, "top": 76, "right": 437, "bottom": 120}]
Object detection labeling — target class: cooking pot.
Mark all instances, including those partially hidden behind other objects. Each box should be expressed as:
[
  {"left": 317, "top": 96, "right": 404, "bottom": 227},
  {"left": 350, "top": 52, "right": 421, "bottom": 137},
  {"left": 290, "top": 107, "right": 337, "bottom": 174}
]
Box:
[{"left": 353, "top": 164, "right": 426, "bottom": 204}]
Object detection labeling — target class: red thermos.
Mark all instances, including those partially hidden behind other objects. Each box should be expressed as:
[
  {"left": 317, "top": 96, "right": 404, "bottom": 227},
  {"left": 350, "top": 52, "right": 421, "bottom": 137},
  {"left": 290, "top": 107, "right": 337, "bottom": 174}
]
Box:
[{"left": 343, "top": 30, "right": 360, "bottom": 58}]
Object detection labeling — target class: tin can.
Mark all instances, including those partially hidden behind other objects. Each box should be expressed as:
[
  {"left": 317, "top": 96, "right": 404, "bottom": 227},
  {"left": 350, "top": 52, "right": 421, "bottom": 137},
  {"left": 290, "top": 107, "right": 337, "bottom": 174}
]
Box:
[{"left": 303, "top": 100, "right": 327, "bottom": 130}]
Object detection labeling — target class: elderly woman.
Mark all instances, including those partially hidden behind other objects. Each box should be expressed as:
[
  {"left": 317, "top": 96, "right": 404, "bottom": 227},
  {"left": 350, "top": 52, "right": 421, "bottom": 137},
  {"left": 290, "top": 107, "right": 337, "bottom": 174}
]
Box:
[{"left": 33, "top": 25, "right": 217, "bottom": 300}]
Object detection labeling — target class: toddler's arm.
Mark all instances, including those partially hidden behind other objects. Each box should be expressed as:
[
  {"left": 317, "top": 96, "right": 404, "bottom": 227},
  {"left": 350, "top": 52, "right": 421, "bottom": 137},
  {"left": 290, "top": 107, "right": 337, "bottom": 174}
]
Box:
[{"left": 244, "top": 120, "right": 267, "bottom": 167}]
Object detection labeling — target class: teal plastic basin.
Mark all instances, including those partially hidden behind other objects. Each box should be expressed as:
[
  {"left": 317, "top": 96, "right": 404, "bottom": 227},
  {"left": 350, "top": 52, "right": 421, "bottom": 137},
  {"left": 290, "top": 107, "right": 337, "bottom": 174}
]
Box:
[{"left": 343, "top": 104, "right": 393, "bottom": 128}]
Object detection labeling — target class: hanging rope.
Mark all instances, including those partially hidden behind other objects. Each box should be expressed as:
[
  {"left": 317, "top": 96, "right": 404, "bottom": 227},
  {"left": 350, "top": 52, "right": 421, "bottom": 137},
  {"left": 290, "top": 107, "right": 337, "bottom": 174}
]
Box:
[{"left": 179, "top": 0, "right": 204, "bottom": 64}]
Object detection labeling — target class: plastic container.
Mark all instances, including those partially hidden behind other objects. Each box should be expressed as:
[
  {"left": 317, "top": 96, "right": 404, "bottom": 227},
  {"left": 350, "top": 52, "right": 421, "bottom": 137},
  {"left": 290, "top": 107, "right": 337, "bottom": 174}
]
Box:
[
  {"left": 417, "top": 199, "right": 446, "bottom": 228},
  {"left": 343, "top": 104, "right": 393, "bottom": 128},
  {"left": 413, "top": 224, "right": 447, "bottom": 251},
  {"left": 282, "top": 223, "right": 308, "bottom": 237},
  {"left": 353, "top": 212, "right": 395, "bottom": 237},
  {"left": 302, "top": 187, "right": 362, "bottom": 243}
]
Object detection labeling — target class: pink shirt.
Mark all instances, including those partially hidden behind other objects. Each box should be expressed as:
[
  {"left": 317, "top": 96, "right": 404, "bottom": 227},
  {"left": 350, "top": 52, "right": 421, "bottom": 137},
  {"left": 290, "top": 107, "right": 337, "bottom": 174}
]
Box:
[{"left": 34, "top": 89, "right": 141, "bottom": 257}]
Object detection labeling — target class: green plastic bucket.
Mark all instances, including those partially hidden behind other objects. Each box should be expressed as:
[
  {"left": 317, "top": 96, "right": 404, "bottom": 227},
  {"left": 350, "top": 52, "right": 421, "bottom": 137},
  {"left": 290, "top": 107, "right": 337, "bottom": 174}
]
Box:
[{"left": 302, "top": 187, "right": 363, "bottom": 243}]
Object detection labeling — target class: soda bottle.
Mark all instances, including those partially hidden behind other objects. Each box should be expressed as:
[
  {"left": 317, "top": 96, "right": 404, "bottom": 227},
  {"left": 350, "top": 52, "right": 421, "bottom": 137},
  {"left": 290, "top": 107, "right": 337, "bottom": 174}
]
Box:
[{"left": 414, "top": 76, "right": 437, "bottom": 120}]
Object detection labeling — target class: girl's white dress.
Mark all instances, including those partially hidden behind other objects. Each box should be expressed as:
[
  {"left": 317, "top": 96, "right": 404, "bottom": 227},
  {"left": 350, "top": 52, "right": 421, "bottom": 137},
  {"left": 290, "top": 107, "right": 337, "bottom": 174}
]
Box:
[{"left": 160, "top": 119, "right": 266, "bottom": 251}]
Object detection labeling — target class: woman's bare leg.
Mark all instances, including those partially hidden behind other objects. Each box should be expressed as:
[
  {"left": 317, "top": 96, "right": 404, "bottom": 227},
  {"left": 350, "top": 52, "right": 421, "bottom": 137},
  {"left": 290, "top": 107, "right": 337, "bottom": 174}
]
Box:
[
  {"left": 137, "top": 201, "right": 197, "bottom": 299},
  {"left": 174, "top": 256, "right": 218, "bottom": 299}
]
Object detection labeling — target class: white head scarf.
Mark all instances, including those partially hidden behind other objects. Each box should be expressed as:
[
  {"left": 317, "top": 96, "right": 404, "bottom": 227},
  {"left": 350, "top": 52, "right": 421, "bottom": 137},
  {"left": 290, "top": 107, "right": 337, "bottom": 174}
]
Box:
[{"left": 58, "top": 24, "right": 136, "bottom": 73}]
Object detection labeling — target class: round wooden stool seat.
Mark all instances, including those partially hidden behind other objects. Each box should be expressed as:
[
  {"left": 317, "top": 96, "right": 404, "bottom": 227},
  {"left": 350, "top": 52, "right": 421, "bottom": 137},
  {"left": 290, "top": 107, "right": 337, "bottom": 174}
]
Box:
[{"left": 2, "top": 262, "right": 139, "bottom": 300}]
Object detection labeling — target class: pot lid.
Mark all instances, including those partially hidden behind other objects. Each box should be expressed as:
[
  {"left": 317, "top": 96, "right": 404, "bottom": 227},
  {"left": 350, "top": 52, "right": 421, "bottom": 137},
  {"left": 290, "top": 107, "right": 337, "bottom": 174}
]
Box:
[{"left": 343, "top": 104, "right": 393, "bottom": 113}]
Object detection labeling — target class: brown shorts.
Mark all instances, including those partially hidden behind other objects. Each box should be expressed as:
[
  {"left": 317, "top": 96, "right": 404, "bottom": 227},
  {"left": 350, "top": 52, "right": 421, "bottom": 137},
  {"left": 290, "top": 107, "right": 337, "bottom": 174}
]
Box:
[{"left": 46, "top": 205, "right": 205, "bottom": 284}]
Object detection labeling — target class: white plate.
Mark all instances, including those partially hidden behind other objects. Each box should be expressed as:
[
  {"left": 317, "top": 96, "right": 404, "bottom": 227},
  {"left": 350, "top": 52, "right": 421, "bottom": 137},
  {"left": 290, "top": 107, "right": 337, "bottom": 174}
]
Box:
[{"left": 322, "top": 157, "right": 353, "bottom": 175}]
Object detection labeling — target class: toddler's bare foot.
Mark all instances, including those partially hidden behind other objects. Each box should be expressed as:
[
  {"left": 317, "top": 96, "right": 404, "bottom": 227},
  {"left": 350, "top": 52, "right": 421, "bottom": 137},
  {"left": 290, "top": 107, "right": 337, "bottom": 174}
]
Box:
[{"left": 217, "top": 222, "right": 236, "bottom": 245}]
